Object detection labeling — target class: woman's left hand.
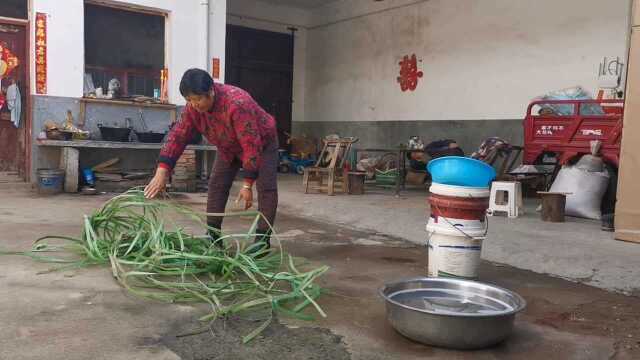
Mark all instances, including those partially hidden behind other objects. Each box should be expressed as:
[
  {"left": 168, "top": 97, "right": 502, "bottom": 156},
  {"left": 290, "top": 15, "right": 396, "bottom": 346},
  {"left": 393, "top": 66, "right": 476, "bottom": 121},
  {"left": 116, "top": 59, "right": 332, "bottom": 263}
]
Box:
[{"left": 235, "top": 186, "right": 253, "bottom": 210}]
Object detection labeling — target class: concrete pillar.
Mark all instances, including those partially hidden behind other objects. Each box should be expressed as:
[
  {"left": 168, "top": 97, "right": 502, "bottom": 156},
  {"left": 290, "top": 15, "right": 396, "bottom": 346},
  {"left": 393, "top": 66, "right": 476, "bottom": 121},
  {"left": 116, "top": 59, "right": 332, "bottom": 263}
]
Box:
[{"left": 60, "top": 147, "right": 79, "bottom": 193}]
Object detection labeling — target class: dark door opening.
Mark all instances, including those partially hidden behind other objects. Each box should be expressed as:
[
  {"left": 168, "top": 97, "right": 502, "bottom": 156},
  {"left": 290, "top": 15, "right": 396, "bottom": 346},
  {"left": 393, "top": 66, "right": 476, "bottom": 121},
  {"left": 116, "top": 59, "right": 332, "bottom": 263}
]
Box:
[
  {"left": 0, "top": 23, "right": 26, "bottom": 177},
  {"left": 225, "top": 25, "right": 293, "bottom": 149}
]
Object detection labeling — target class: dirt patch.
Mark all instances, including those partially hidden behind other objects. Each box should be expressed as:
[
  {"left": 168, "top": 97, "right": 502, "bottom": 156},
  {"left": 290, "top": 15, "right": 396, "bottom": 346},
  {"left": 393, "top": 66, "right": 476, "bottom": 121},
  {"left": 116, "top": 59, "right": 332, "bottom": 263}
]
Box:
[
  {"left": 160, "top": 316, "right": 351, "bottom": 360},
  {"left": 530, "top": 298, "right": 640, "bottom": 356}
]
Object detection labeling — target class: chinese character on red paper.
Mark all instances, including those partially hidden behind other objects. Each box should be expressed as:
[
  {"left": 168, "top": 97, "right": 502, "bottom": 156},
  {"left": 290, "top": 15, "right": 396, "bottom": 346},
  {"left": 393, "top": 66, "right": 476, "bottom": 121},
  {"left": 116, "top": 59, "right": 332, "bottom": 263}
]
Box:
[
  {"left": 397, "top": 54, "right": 423, "bottom": 92},
  {"left": 35, "top": 13, "right": 47, "bottom": 94}
]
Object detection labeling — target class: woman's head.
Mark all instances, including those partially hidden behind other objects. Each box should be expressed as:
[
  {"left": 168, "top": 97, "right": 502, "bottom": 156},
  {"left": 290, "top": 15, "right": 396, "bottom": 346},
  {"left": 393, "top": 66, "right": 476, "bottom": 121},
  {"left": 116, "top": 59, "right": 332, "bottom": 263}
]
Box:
[{"left": 180, "top": 68, "right": 215, "bottom": 113}]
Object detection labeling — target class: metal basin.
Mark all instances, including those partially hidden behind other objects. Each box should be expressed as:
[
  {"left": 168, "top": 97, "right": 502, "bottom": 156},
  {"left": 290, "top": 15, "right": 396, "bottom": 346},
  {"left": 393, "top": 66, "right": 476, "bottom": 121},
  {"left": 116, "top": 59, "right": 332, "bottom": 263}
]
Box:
[{"left": 380, "top": 277, "right": 526, "bottom": 350}]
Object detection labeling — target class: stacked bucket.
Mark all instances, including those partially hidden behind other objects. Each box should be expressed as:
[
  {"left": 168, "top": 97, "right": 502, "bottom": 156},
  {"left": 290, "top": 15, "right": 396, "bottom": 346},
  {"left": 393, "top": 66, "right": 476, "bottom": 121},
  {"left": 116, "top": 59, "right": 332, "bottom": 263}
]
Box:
[{"left": 426, "top": 157, "right": 496, "bottom": 280}]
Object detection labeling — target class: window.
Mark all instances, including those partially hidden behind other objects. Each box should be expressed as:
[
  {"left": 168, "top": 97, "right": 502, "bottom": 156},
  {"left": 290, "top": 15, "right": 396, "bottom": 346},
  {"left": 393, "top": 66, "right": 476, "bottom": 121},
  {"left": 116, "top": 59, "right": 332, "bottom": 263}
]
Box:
[
  {"left": 84, "top": 3, "right": 165, "bottom": 98},
  {"left": 0, "top": 0, "right": 28, "bottom": 20}
]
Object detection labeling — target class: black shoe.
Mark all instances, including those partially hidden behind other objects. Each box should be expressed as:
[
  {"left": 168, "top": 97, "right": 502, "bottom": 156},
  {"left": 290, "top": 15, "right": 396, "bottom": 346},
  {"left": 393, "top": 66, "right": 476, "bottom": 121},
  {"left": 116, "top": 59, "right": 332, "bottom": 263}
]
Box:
[
  {"left": 601, "top": 214, "right": 615, "bottom": 232},
  {"left": 247, "top": 230, "right": 272, "bottom": 257},
  {"left": 208, "top": 229, "right": 225, "bottom": 249}
]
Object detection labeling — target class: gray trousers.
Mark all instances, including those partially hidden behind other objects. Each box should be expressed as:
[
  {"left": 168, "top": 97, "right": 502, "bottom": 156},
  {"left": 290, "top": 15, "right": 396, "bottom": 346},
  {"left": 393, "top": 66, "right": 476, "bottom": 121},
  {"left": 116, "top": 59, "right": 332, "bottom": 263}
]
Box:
[{"left": 207, "top": 143, "right": 278, "bottom": 233}]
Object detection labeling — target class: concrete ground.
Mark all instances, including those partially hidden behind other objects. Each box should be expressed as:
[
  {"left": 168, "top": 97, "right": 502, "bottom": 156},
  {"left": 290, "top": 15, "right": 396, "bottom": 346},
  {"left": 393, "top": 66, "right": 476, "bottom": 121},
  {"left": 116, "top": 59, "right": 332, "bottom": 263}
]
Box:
[
  {"left": 1, "top": 183, "right": 639, "bottom": 359},
  {"left": 276, "top": 175, "right": 640, "bottom": 295}
]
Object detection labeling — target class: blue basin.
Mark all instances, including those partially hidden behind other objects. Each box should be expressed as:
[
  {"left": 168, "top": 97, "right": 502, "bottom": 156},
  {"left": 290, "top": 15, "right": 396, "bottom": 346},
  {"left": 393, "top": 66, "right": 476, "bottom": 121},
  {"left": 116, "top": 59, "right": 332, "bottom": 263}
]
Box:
[{"left": 427, "top": 156, "right": 496, "bottom": 187}]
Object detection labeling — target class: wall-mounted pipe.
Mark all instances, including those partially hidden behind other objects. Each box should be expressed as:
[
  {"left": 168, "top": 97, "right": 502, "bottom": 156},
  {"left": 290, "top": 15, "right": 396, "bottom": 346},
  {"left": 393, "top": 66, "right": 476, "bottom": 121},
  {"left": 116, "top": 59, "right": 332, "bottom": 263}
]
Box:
[{"left": 202, "top": 0, "right": 210, "bottom": 73}]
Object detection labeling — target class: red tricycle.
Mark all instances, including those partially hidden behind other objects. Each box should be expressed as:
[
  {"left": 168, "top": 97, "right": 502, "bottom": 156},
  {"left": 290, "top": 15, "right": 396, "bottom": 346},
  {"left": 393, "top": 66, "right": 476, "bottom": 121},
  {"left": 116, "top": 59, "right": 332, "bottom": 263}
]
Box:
[{"left": 523, "top": 99, "right": 623, "bottom": 168}]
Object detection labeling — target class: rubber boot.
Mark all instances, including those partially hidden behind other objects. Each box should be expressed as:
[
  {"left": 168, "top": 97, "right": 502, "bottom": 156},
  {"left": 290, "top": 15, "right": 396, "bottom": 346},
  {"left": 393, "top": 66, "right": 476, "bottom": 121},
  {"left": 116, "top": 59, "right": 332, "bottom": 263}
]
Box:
[
  {"left": 601, "top": 214, "right": 615, "bottom": 232},
  {"left": 247, "top": 229, "right": 272, "bottom": 257},
  {"left": 208, "top": 229, "right": 225, "bottom": 249}
]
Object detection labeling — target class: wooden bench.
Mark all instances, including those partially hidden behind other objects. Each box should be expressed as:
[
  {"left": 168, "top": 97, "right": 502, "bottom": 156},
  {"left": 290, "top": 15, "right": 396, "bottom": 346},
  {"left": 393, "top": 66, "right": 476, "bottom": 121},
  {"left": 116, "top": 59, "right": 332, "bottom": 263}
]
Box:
[{"left": 37, "top": 140, "right": 216, "bottom": 192}]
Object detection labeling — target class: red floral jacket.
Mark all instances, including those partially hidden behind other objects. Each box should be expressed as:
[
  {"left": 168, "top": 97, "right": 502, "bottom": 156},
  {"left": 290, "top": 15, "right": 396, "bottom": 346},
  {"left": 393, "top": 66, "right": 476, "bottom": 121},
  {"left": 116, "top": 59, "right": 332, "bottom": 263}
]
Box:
[{"left": 158, "top": 83, "right": 277, "bottom": 181}]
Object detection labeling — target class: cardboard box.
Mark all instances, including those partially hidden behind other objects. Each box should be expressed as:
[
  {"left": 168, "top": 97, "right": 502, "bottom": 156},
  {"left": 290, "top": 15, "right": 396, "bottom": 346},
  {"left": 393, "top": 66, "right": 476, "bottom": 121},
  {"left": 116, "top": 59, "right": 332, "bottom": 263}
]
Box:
[{"left": 615, "top": 27, "right": 640, "bottom": 243}]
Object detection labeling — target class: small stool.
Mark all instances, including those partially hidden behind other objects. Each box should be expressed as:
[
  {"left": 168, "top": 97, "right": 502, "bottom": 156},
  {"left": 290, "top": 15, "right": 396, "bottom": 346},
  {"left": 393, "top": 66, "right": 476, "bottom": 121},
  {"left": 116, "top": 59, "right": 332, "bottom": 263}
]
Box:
[
  {"left": 487, "top": 181, "right": 524, "bottom": 218},
  {"left": 537, "top": 192, "right": 570, "bottom": 223},
  {"left": 347, "top": 171, "right": 366, "bottom": 195}
]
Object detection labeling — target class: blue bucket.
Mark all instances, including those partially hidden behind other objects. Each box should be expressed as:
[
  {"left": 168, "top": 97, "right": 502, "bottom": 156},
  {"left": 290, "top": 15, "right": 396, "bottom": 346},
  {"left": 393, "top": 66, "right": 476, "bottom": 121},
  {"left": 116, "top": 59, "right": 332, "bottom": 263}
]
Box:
[
  {"left": 37, "top": 168, "right": 65, "bottom": 195},
  {"left": 427, "top": 156, "right": 496, "bottom": 187}
]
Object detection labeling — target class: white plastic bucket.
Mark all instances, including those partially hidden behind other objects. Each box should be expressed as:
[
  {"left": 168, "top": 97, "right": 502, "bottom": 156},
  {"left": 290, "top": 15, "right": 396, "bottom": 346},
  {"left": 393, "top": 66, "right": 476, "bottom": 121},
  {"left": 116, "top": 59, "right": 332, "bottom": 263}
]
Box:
[
  {"left": 430, "top": 183, "right": 490, "bottom": 198},
  {"left": 427, "top": 232, "right": 484, "bottom": 279},
  {"left": 426, "top": 216, "right": 487, "bottom": 238}
]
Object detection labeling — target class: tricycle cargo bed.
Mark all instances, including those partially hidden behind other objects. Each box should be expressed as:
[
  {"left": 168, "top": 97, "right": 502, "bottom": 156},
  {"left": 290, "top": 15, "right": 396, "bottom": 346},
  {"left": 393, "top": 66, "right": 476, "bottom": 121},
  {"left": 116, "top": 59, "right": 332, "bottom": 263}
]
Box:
[{"left": 524, "top": 99, "right": 623, "bottom": 167}]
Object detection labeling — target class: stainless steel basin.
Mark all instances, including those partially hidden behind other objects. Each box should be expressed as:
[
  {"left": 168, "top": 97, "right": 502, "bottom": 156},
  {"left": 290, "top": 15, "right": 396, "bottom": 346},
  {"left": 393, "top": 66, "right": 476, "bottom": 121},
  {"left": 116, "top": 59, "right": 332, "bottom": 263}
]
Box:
[{"left": 380, "top": 277, "right": 526, "bottom": 350}]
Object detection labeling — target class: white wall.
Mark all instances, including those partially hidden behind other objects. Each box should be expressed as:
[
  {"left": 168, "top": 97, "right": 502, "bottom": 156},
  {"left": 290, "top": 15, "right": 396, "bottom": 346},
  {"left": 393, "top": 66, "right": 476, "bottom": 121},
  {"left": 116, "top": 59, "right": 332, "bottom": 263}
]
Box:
[
  {"left": 31, "top": 0, "right": 85, "bottom": 98},
  {"left": 227, "top": 0, "right": 310, "bottom": 122},
  {"left": 304, "top": 0, "right": 631, "bottom": 122},
  {"left": 31, "top": 0, "right": 227, "bottom": 105}
]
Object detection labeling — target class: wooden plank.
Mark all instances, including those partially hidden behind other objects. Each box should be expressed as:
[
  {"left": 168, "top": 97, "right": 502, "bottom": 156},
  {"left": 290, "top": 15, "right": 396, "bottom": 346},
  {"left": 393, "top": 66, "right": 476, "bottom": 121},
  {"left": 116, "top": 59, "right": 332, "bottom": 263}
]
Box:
[
  {"left": 0, "top": 17, "right": 28, "bottom": 25},
  {"left": 37, "top": 139, "right": 217, "bottom": 151},
  {"left": 170, "top": 108, "right": 177, "bottom": 123},
  {"left": 615, "top": 230, "right": 640, "bottom": 244},
  {"left": 615, "top": 28, "right": 640, "bottom": 242},
  {"left": 78, "top": 101, "right": 86, "bottom": 127},
  {"left": 79, "top": 97, "right": 177, "bottom": 110},
  {"left": 84, "top": 0, "right": 169, "bottom": 16},
  {"left": 95, "top": 173, "right": 124, "bottom": 182},
  {"left": 92, "top": 157, "right": 121, "bottom": 171}
]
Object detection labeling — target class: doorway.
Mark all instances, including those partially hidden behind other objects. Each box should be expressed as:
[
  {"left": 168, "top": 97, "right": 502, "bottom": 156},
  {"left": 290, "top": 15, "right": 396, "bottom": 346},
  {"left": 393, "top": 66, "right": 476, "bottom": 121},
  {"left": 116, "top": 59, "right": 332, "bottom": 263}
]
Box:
[
  {"left": 0, "top": 22, "right": 27, "bottom": 179},
  {"left": 225, "top": 25, "right": 294, "bottom": 149}
]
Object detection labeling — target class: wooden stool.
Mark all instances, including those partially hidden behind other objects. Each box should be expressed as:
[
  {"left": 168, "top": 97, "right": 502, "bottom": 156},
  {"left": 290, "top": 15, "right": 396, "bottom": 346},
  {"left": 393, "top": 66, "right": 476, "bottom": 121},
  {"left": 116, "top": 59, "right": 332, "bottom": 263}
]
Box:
[
  {"left": 347, "top": 172, "right": 366, "bottom": 195},
  {"left": 538, "top": 192, "right": 571, "bottom": 222}
]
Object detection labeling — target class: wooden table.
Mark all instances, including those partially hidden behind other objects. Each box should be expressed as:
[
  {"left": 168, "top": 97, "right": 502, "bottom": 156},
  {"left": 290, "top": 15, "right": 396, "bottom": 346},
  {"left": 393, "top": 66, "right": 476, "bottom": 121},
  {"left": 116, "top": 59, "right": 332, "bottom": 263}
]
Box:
[
  {"left": 37, "top": 140, "right": 217, "bottom": 192},
  {"left": 352, "top": 148, "right": 426, "bottom": 196}
]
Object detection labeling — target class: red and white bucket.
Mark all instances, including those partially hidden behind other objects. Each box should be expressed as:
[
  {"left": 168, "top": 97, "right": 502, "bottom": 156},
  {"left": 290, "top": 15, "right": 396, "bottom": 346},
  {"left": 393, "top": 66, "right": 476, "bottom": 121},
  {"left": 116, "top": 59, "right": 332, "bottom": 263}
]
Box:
[{"left": 428, "top": 184, "right": 490, "bottom": 221}]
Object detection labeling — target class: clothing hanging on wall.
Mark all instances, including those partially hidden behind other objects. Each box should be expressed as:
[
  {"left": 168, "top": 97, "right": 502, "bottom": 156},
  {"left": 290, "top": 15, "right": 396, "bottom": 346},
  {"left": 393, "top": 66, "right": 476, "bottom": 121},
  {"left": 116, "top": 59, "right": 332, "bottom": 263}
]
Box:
[{"left": 6, "top": 83, "right": 21, "bottom": 128}]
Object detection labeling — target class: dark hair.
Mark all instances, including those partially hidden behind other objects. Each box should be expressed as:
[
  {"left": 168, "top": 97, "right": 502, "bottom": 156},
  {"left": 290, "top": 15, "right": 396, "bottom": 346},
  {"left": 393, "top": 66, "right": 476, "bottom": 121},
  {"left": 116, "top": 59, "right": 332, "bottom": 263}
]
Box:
[{"left": 179, "top": 68, "right": 214, "bottom": 97}]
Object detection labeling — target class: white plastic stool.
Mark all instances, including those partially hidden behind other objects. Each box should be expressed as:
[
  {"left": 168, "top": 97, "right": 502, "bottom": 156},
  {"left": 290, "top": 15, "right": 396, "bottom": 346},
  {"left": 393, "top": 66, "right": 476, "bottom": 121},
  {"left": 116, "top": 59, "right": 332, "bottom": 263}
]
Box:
[{"left": 487, "top": 181, "right": 524, "bottom": 218}]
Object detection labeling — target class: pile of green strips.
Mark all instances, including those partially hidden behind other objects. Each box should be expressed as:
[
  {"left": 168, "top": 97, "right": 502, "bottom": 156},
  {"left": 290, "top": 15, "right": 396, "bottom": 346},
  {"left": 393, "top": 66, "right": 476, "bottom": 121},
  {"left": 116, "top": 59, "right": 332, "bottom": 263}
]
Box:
[{"left": 5, "top": 189, "right": 328, "bottom": 342}]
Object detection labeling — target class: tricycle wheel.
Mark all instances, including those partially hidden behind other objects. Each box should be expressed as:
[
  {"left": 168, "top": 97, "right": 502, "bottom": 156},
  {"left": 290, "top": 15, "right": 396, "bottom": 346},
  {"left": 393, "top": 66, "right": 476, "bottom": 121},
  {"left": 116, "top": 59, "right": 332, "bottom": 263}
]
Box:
[
  {"left": 296, "top": 165, "right": 306, "bottom": 175},
  {"left": 278, "top": 164, "right": 290, "bottom": 173}
]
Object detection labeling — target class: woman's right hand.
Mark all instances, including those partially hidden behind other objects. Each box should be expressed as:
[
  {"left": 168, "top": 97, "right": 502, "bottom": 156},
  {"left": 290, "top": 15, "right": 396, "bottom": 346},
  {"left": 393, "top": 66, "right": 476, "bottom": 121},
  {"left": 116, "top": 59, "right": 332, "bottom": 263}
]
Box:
[{"left": 144, "top": 167, "right": 169, "bottom": 199}]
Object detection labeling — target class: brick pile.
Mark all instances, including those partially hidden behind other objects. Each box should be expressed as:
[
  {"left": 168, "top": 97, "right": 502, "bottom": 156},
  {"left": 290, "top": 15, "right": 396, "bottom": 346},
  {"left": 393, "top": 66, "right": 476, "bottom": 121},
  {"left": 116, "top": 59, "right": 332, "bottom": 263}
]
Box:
[{"left": 172, "top": 149, "right": 197, "bottom": 192}]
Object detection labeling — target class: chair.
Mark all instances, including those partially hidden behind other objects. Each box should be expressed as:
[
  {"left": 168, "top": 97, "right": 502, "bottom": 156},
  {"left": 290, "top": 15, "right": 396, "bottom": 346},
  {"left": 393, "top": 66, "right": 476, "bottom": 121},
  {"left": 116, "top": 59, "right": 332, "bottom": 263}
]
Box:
[
  {"left": 481, "top": 146, "right": 524, "bottom": 181},
  {"left": 471, "top": 138, "right": 523, "bottom": 180},
  {"left": 303, "top": 137, "right": 358, "bottom": 196},
  {"left": 487, "top": 181, "right": 524, "bottom": 218}
]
